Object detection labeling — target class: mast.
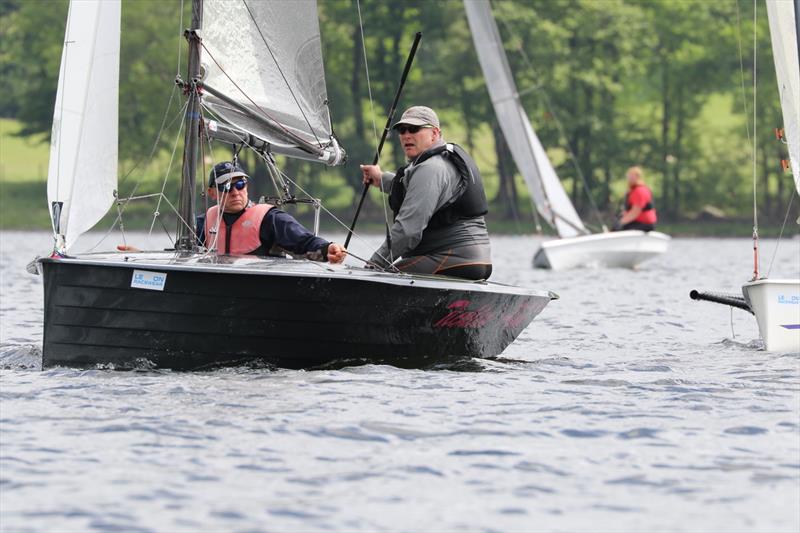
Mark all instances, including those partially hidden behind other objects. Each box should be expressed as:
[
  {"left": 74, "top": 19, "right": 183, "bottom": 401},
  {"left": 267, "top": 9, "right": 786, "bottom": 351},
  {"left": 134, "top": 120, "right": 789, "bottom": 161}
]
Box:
[{"left": 177, "top": 0, "right": 203, "bottom": 252}]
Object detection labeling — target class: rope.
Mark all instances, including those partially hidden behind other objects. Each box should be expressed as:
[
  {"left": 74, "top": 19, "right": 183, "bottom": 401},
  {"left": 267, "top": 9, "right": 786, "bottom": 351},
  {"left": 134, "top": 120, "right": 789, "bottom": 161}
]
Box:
[
  {"left": 240, "top": 0, "right": 321, "bottom": 145},
  {"left": 751, "top": 0, "right": 760, "bottom": 280},
  {"left": 176, "top": 0, "right": 184, "bottom": 77},
  {"left": 85, "top": 99, "right": 188, "bottom": 253},
  {"left": 200, "top": 101, "right": 400, "bottom": 271},
  {"left": 148, "top": 102, "right": 189, "bottom": 238},
  {"left": 356, "top": 0, "right": 395, "bottom": 261},
  {"left": 766, "top": 187, "right": 797, "bottom": 277}
]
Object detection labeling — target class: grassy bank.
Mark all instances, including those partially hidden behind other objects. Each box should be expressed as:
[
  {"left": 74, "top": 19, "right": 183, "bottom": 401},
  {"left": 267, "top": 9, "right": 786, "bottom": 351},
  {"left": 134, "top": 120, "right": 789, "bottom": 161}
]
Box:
[{"left": 2, "top": 118, "right": 796, "bottom": 237}]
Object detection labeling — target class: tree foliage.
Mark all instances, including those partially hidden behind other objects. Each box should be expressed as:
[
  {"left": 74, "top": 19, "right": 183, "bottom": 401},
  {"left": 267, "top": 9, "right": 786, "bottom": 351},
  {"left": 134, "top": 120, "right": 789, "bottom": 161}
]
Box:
[{"left": 1, "top": 0, "right": 795, "bottom": 225}]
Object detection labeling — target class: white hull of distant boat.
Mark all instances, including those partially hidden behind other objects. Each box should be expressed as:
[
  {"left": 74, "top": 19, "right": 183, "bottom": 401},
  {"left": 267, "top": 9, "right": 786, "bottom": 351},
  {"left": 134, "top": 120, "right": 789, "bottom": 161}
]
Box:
[
  {"left": 463, "top": 1, "right": 670, "bottom": 271},
  {"left": 742, "top": 279, "right": 800, "bottom": 352},
  {"left": 532, "top": 230, "right": 670, "bottom": 270}
]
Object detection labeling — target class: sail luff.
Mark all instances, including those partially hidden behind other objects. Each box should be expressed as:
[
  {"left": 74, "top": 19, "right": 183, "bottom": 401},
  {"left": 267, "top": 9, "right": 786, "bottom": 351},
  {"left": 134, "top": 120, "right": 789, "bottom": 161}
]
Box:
[
  {"left": 766, "top": 0, "right": 800, "bottom": 195},
  {"left": 463, "top": 0, "right": 587, "bottom": 238},
  {"left": 47, "top": 0, "right": 120, "bottom": 252}
]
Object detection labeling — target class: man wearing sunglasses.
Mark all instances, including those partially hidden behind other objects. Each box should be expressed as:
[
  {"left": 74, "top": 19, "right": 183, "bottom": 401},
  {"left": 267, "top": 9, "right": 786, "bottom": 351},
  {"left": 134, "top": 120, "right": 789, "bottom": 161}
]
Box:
[
  {"left": 202, "top": 161, "right": 346, "bottom": 263},
  {"left": 359, "top": 106, "right": 492, "bottom": 280}
]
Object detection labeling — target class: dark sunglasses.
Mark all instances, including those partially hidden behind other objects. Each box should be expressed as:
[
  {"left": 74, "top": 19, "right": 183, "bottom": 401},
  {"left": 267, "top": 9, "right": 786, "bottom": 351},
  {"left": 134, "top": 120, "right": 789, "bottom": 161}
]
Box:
[
  {"left": 395, "top": 124, "right": 430, "bottom": 135},
  {"left": 217, "top": 178, "right": 247, "bottom": 192}
]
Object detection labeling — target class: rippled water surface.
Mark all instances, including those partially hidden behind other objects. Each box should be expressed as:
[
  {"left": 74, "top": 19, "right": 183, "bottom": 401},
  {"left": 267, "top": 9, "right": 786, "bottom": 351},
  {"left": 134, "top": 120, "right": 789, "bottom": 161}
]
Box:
[{"left": 1, "top": 230, "right": 799, "bottom": 532}]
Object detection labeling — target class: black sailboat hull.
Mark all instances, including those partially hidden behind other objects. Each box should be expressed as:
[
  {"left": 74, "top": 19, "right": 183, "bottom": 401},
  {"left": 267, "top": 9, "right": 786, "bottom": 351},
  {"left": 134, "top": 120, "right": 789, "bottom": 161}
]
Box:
[{"left": 38, "top": 254, "right": 553, "bottom": 370}]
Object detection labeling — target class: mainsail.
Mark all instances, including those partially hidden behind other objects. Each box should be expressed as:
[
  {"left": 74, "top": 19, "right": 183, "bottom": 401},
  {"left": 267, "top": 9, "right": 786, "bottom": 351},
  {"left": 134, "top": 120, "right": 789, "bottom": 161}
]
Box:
[
  {"left": 463, "top": 0, "right": 587, "bottom": 238},
  {"left": 766, "top": 0, "right": 800, "bottom": 195},
  {"left": 47, "top": 0, "right": 120, "bottom": 252},
  {"left": 202, "top": 0, "right": 344, "bottom": 165}
]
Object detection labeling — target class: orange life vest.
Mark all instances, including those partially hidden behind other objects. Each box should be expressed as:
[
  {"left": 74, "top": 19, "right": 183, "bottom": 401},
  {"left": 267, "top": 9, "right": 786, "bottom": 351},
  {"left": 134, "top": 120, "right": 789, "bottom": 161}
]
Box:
[{"left": 205, "top": 203, "right": 272, "bottom": 255}]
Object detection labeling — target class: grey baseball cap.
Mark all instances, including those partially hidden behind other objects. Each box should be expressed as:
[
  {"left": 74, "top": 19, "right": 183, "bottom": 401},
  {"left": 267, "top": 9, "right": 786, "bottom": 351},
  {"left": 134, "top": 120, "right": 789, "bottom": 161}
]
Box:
[{"left": 392, "top": 106, "right": 440, "bottom": 130}]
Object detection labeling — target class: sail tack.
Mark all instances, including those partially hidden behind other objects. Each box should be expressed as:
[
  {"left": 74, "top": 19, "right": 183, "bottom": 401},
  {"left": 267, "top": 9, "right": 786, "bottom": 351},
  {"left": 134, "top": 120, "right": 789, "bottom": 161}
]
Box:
[
  {"left": 202, "top": 0, "right": 343, "bottom": 165},
  {"left": 766, "top": 0, "right": 800, "bottom": 195},
  {"left": 47, "top": 0, "right": 120, "bottom": 252},
  {"left": 464, "top": 0, "right": 587, "bottom": 238}
]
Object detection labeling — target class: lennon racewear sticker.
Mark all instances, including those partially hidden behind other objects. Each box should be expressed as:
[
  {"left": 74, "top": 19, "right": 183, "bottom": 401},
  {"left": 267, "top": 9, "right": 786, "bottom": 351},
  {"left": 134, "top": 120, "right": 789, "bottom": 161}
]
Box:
[{"left": 130, "top": 270, "right": 167, "bottom": 291}]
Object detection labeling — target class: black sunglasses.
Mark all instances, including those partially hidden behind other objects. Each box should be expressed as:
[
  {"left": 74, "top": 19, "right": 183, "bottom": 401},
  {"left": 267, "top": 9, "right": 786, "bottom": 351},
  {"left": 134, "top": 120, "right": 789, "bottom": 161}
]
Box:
[
  {"left": 217, "top": 178, "right": 248, "bottom": 192},
  {"left": 395, "top": 124, "right": 430, "bottom": 135}
]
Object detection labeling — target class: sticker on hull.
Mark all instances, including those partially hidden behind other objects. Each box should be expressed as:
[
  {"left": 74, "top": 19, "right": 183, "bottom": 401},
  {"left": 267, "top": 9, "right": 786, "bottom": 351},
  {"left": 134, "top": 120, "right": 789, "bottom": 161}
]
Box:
[{"left": 131, "top": 270, "right": 167, "bottom": 291}]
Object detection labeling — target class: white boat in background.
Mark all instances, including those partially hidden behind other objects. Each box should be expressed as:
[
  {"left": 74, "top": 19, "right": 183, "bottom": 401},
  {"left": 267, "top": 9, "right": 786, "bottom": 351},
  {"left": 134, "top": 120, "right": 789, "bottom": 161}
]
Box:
[
  {"left": 463, "top": 0, "right": 669, "bottom": 270},
  {"left": 742, "top": 279, "right": 799, "bottom": 352},
  {"left": 692, "top": 0, "right": 799, "bottom": 353},
  {"left": 533, "top": 230, "right": 671, "bottom": 270},
  {"left": 745, "top": 0, "right": 800, "bottom": 352}
]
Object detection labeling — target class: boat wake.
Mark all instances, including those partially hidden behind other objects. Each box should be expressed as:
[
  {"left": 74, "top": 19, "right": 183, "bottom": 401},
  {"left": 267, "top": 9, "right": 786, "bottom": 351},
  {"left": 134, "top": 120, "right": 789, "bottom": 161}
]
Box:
[{"left": 0, "top": 343, "right": 42, "bottom": 370}]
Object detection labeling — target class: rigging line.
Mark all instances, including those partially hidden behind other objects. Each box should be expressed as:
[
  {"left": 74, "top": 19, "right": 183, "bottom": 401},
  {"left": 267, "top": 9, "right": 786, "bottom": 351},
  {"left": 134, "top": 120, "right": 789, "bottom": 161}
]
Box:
[
  {"left": 197, "top": 116, "right": 224, "bottom": 257},
  {"left": 115, "top": 93, "right": 187, "bottom": 220},
  {"left": 200, "top": 102, "right": 288, "bottom": 196},
  {"left": 159, "top": 192, "right": 201, "bottom": 247},
  {"left": 149, "top": 102, "right": 189, "bottom": 238},
  {"left": 119, "top": 84, "right": 181, "bottom": 189},
  {"left": 498, "top": 16, "right": 607, "bottom": 230},
  {"left": 85, "top": 100, "right": 189, "bottom": 253},
  {"left": 734, "top": 0, "right": 752, "bottom": 146},
  {"left": 766, "top": 187, "right": 797, "bottom": 278},
  {"left": 200, "top": 43, "right": 323, "bottom": 150},
  {"left": 254, "top": 149, "right": 400, "bottom": 270},
  {"left": 356, "top": 0, "right": 394, "bottom": 260},
  {"left": 270, "top": 162, "right": 400, "bottom": 272},
  {"left": 204, "top": 108, "right": 399, "bottom": 269},
  {"left": 176, "top": 0, "right": 184, "bottom": 76},
  {"left": 752, "top": 0, "right": 760, "bottom": 279},
  {"left": 240, "top": 0, "right": 321, "bottom": 146},
  {"left": 115, "top": 193, "right": 166, "bottom": 201}
]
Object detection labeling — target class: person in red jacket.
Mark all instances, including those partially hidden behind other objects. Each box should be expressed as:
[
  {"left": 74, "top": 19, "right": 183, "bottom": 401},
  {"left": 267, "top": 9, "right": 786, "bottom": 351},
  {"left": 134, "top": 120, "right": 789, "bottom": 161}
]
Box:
[{"left": 615, "top": 166, "right": 657, "bottom": 231}]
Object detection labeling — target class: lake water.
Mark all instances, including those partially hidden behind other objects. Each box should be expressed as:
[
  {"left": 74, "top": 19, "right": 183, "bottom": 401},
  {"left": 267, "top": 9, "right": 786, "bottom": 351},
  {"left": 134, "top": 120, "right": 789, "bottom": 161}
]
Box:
[{"left": 1, "top": 230, "right": 799, "bottom": 532}]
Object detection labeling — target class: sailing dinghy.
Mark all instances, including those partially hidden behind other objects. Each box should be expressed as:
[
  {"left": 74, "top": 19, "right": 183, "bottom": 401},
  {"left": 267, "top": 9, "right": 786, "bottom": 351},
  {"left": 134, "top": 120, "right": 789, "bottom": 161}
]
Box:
[
  {"left": 463, "top": 0, "right": 670, "bottom": 270},
  {"left": 691, "top": 0, "right": 799, "bottom": 352},
  {"left": 30, "top": 0, "right": 555, "bottom": 370}
]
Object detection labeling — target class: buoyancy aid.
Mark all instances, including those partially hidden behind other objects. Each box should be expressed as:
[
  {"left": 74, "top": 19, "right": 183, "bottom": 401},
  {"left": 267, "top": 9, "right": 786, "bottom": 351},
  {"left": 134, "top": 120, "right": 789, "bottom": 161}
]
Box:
[
  {"left": 388, "top": 143, "right": 488, "bottom": 230},
  {"left": 205, "top": 202, "right": 272, "bottom": 254},
  {"left": 624, "top": 185, "right": 655, "bottom": 212}
]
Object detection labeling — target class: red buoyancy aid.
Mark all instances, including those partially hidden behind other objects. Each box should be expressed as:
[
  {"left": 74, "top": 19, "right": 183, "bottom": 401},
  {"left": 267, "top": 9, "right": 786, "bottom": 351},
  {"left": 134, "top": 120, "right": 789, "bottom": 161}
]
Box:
[
  {"left": 205, "top": 203, "right": 272, "bottom": 254},
  {"left": 625, "top": 184, "right": 657, "bottom": 225}
]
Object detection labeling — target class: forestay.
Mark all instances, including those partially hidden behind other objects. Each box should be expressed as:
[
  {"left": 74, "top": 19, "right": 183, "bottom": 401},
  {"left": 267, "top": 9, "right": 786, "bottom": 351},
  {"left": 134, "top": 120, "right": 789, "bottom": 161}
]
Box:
[
  {"left": 463, "top": 0, "right": 587, "bottom": 238},
  {"left": 47, "top": 0, "right": 120, "bottom": 252},
  {"left": 766, "top": 0, "right": 800, "bottom": 195},
  {"left": 202, "top": 0, "right": 342, "bottom": 164}
]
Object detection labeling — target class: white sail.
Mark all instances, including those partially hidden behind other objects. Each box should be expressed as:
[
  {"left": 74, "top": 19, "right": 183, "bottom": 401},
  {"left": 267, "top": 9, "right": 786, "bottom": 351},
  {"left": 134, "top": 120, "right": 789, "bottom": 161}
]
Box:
[
  {"left": 47, "top": 0, "right": 120, "bottom": 252},
  {"left": 766, "top": 0, "right": 800, "bottom": 195},
  {"left": 464, "top": 0, "right": 587, "bottom": 238},
  {"left": 202, "top": 0, "right": 343, "bottom": 165}
]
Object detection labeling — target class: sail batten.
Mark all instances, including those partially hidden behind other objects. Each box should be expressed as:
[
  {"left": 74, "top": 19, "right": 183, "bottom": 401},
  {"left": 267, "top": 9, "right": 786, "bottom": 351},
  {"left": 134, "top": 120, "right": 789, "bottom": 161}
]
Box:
[
  {"left": 766, "top": 0, "right": 800, "bottom": 195},
  {"left": 47, "top": 0, "right": 120, "bottom": 252},
  {"left": 464, "top": 0, "right": 587, "bottom": 238},
  {"left": 202, "top": 0, "right": 344, "bottom": 165}
]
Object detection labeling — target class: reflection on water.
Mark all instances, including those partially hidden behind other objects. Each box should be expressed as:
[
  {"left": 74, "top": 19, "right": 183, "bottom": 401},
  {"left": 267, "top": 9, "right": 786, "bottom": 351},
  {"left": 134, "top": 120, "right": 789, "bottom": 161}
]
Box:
[{"left": 1, "top": 231, "right": 799, "bottom": 532}]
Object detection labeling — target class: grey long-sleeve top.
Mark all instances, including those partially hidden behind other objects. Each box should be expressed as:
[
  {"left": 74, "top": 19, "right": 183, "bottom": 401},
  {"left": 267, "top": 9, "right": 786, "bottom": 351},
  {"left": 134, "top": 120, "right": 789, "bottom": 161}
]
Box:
[{"left": 369, "top": 141, "right": 490, "bottom": 267}]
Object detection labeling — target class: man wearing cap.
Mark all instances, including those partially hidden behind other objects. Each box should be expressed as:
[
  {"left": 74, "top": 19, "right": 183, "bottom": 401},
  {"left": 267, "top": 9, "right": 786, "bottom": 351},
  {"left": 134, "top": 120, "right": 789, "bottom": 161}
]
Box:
[
  {"left": 202, "top": 161, "right": 346, "bottom": 262},
  {"left": 120, "top": 161, "right": 346, "bottom": 263},
  {"left": 360, "top": 106, "right": 492, "bottom": 280}
]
